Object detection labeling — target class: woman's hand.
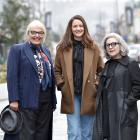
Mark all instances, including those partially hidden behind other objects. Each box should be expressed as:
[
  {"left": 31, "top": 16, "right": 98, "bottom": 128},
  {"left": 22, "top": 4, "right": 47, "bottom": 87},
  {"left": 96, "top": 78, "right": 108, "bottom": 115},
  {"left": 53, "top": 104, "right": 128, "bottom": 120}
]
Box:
[{"left": 10, "top": 101, "right": 19, "bottom": 111}]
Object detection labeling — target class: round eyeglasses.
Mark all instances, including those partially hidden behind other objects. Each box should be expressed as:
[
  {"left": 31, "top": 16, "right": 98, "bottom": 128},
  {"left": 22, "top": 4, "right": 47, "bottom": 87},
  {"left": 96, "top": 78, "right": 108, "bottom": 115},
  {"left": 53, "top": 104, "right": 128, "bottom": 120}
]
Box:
[
  {"left": 106, "top": 42, "right": 120, "bottom": 48},
  {"left": 29, "top": 30, "right": 44, "bottom": 37}
]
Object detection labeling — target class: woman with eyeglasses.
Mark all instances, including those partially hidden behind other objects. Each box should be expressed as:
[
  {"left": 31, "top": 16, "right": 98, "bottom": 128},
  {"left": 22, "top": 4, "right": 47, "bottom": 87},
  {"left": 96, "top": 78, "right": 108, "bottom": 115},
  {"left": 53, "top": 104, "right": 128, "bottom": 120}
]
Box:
[
  {"left": 4, "top": 20, "right": 57, "bottom": 140},
  {"left": 93, "top": 33, "right": 140, "bottom": 140}
]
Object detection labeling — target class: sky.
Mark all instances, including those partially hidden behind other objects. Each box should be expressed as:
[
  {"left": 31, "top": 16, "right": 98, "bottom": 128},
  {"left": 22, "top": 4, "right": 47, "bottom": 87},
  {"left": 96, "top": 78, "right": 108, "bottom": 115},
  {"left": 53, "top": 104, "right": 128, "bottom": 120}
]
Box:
[{"left": 41, "top": 0, "right": 129, "bottom": 35}]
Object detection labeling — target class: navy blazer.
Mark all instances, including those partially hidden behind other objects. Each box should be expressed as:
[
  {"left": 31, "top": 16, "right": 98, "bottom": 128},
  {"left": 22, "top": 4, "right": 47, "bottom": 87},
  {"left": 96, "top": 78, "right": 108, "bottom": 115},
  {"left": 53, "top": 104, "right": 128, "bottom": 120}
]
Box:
[{"left": 7, "top": 42, "right": 57, "bottom": 109}]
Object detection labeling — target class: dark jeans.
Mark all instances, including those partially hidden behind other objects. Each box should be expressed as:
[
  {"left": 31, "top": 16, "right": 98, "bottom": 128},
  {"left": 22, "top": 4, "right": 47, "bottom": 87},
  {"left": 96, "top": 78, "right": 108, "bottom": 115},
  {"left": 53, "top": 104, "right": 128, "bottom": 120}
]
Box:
[{"left": 19, "top": 102, "right": 53, "bottom": 140}]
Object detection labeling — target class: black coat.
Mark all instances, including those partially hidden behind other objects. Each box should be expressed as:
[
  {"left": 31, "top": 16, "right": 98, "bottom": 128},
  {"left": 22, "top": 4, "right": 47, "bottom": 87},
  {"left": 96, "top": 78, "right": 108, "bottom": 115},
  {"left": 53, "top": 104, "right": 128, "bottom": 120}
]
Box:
[{"left": 93, "top": 56, "right": 140, "bottom": 140}]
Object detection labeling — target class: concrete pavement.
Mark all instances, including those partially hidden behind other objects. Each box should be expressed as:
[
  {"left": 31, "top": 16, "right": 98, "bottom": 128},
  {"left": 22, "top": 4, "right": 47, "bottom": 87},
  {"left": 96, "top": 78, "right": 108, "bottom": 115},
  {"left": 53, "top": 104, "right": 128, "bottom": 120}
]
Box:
[
  {"left": 0, "top": 83, "right": 140, "bottom": 140},
  {"left": 53, "top": 91, "right": 67, "bottom": 140}
]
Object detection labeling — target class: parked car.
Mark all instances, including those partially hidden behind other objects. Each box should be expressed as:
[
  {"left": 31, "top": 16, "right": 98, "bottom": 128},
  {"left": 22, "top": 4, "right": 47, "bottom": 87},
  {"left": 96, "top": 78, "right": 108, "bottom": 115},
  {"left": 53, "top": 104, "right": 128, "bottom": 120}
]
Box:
[{"left": 128, "top": 44, "right": 140, "bottom": 63}]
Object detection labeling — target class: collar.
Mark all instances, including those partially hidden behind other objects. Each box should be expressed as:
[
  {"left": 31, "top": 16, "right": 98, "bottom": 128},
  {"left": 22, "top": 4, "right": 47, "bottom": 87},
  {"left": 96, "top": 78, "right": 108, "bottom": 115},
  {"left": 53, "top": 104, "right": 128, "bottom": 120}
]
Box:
[
  {"left": 106, "top": 56, "right": 129, "bottom": 66},
  {"left": 28, "top": 42, "right": 43, "bottom": 52},
  {"left": 101, "top": 56, "right": 130, "bottom": 77},
  {"left": 73, "top": 40, "right": 83, "bottom": 45}
]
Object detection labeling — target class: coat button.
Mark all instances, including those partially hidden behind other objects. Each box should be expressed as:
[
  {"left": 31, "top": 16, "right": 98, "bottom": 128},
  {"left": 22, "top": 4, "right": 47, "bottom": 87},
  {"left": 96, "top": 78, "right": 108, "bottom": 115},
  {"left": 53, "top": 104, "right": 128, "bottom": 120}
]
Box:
[{"left": 88, "top": 80, "right": 90, "bottom": 83}]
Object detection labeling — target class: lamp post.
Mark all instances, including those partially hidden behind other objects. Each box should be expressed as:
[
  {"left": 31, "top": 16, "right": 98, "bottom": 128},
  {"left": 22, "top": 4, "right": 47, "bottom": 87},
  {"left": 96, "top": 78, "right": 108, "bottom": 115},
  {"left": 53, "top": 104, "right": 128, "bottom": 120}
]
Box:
[
  {"left": 45, "top": 11, "right": 52, "bottom": 31},
  {"left": 115, "top": 0, "right": 120, "bottom": 33},
  {"left": 45, "top": 11, "right": 52, "bottom": 48},
  {"left": 115, "top": 0, "right": 119, "bottom": 23}
]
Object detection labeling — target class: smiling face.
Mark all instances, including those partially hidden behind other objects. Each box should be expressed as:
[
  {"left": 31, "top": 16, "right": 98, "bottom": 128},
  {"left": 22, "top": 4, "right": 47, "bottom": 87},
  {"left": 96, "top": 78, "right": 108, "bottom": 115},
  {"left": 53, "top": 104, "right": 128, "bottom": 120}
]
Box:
[
  {"left": 28, "top": 26, "right": 45, "bottom": 46},
  {"left": 71, "top": 19, "right": 84, "bottom": 41},
  {"left": 106, "top": 37, "right": 122, "bottom": 59}
]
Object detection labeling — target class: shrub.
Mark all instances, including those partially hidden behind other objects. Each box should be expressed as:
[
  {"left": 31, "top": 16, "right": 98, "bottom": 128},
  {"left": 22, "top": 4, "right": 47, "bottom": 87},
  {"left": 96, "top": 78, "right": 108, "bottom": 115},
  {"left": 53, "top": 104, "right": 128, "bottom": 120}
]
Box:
[{"left": 0, "top": 64, "right": 7, "bottom": 83}]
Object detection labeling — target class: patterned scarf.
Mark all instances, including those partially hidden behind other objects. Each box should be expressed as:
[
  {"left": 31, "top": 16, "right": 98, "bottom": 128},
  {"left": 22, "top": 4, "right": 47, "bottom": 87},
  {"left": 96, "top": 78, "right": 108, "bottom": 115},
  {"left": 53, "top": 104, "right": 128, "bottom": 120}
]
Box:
[
  {"left": 37, "top": 47, "right": 52, "bottom": 90},
  {"left": 30, "top": 43, "right": 52, "bottom": 90}
]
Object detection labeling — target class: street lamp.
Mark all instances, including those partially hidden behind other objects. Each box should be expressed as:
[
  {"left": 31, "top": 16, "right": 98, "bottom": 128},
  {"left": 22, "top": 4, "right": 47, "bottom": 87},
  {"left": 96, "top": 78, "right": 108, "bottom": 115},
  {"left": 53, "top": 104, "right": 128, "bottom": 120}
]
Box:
[
  {"left": 115, "top": 0, "right": 119, "bottom": 22},
  {"left": 45, "top": 11, "right": 52, "bottom": 31},
  {"left": 125, "top": 6, "right": 134, "bottom": 26},
  {"left": 115, "top": 0, "right": 120, "bottom": 33}
]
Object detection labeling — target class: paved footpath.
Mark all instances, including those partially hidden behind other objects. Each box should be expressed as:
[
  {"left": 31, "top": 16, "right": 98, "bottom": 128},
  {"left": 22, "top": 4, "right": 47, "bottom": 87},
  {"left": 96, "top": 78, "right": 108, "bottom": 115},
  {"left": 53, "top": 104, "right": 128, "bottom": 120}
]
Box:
[
  {"left": 53, "top": 91, "right": 67, "bottom": 140},
  {"left": 0, "top": 83, "right": 140, "bottom": 140}
]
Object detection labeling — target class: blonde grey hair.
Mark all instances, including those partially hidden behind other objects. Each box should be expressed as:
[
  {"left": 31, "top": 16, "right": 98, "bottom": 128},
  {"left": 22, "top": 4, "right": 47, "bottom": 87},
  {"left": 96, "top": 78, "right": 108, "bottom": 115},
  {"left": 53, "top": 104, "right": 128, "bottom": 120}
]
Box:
[
  {"left": 25, "top": 20, "right": 47, "bottom": 42},
  {"left": 102, "top": 33, "right": 128, "bottom": 59}
]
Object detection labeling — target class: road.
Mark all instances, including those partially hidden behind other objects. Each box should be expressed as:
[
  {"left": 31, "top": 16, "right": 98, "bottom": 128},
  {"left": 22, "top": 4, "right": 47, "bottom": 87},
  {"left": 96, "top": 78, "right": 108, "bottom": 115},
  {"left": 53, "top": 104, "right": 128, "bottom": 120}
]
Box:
[{"left": 0, "top": 83, "right": 140, "bottom": 140}]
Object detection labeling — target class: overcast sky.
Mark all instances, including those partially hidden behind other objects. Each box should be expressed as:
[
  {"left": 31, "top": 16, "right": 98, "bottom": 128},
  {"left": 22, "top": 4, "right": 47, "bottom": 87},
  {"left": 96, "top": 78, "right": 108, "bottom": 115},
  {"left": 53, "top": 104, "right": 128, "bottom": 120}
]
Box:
[{"left": 42, "top": 0, "right": 129, "bottom": 34}]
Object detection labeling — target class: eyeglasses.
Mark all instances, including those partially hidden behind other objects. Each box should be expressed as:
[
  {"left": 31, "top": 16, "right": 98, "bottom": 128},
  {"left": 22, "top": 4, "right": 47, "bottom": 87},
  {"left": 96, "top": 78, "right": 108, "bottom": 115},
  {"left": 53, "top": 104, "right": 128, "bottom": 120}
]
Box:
[
  {"left": 106, "top": 42, "right": 120, "bottom": 48},
  {"left": 29, "top": 31, "right": 44, "bottom": 37}
]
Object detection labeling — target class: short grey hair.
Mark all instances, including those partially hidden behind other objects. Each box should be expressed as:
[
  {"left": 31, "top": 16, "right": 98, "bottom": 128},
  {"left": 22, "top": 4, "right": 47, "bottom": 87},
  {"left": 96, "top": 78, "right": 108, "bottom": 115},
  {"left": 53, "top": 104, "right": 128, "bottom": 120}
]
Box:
[
  {"left": 25, "top": 20, "right": 47, "bottom": 43},
  {"left": 101, "top": 33, "right": 128, "bottom": 59}
]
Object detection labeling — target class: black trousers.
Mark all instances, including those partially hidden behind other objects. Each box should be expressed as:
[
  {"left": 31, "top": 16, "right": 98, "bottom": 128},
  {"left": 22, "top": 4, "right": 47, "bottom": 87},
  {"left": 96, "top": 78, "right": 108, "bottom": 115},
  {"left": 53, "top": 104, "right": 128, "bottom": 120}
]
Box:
[{"left": 19, "top": 102, "right": 53, "bottom": 140}]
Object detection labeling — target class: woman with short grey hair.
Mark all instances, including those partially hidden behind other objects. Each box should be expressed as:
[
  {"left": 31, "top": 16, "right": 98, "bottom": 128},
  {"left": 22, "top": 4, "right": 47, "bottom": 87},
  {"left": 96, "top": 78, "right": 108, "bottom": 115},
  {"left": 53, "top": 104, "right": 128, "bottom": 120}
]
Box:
[
  {"left": 102, "top": 33, "right": 128, "bottom": 59},
  {"left": 93, "top": 33, "right": 140, "bottom": 140}
]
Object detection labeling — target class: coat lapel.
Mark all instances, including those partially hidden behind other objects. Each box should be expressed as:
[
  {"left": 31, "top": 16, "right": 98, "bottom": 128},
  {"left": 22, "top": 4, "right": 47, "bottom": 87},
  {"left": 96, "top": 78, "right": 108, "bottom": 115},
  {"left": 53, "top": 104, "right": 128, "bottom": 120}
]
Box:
[
  {"left": 63, "top": 47, "right": 94, "bottom": 95},
  {"left": 63, "top": 48, "right": 74, "bottom": 95},
  {"left": 82, "top": 47, "right": 94, "bottom": 89},
  {"left": 23, "top": 42, "right": 38, "bottom": 73}
]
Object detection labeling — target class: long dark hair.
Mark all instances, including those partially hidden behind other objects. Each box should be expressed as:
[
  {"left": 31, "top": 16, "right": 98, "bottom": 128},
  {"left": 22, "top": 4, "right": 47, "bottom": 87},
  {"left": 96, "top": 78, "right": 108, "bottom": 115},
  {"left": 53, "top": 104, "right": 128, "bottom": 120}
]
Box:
[{"left": 58, "top": 15, "right": 94, "bottom": 49}]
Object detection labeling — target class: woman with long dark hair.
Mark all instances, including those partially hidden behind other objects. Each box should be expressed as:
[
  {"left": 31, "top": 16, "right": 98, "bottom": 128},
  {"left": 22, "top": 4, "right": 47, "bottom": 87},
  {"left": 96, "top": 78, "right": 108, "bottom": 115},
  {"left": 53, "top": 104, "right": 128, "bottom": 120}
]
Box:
[{"left": 55, "top": 15, "right": 104, "bottom": 140}]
